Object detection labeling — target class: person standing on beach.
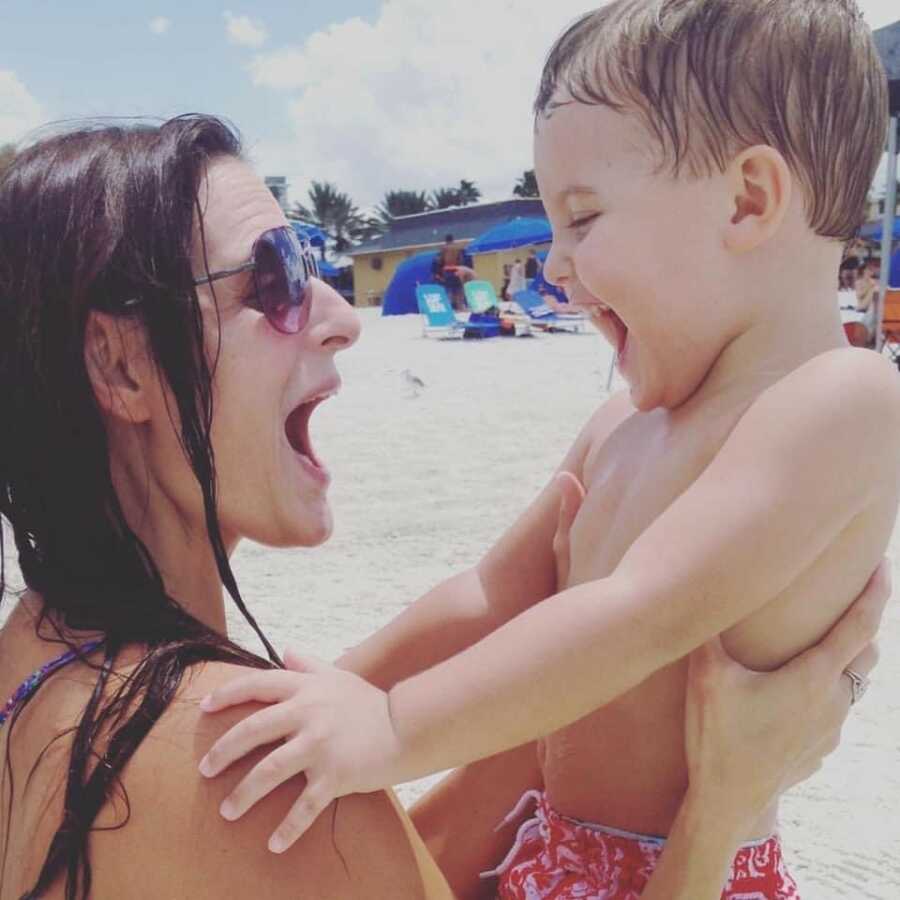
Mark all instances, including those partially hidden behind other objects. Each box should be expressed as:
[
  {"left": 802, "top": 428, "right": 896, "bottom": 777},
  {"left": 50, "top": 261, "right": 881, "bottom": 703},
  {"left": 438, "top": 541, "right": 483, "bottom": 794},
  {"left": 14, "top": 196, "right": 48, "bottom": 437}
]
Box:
[
  {"left": 507, "top": 258, "right": 526, "bottom": 298},
  {"left": 525, "top": 249, "right": 541, "bottom": 283},
  {"left": 199, "top": 3, "right": 898, "bottom": 898}
]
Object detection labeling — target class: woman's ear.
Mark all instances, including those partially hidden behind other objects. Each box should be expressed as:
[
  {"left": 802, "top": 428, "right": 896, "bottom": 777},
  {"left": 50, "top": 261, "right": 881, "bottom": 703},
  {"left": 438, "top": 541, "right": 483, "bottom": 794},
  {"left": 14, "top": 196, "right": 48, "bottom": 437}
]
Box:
[
  {"left": 723, "top": 145, "right": 792, "bottom": 254},
  {"left": 84, "top": 310, "right": 153, "bottom": 423}
]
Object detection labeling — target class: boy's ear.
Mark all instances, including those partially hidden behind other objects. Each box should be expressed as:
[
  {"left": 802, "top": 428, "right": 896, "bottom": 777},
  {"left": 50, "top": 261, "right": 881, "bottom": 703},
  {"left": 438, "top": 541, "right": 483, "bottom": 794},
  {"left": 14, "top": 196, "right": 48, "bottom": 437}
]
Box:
[
  {"left": 84, "top": 310, "right": 154, "bottom": 423},
  {"left": 723, "top": 145, "right": 792, "bottom": 254}
]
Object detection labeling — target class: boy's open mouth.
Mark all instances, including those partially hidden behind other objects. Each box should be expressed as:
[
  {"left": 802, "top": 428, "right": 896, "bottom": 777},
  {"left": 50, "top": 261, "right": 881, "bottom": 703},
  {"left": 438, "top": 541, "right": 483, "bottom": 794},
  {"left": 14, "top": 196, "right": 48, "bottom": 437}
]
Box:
[{"left": 592, "top": 305, "right": 629, "bottom": 356}]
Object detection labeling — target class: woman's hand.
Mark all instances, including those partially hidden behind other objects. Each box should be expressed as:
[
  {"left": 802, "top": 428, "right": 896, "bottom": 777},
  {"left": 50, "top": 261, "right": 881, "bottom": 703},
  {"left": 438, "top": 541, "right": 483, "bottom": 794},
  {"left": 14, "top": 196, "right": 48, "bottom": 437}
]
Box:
[
  {"left": 198, "top": 652, "right": 404, "bottom": 853},
  {"left": 683, "top": 560, "right": 889, "bottom": 827},
  {"left": 552, "top": 471, "right": 585, "bottom": 592}
]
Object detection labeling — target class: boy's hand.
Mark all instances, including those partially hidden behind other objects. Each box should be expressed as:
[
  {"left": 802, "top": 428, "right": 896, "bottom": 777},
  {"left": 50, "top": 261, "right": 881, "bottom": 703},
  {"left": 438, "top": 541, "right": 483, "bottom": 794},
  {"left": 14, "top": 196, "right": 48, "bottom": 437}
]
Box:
[{"left": 198, "top": 650, "right": 403, "bottom": 853}]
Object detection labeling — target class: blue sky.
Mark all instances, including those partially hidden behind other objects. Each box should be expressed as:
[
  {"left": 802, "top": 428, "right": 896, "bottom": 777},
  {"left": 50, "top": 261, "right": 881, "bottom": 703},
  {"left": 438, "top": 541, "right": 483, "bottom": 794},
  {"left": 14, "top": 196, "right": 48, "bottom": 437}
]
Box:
[
  {"left": 0, "top": 2, "right": 379, "bottom": 159},
  {"left": 1, "top": 1, "right": 898, "bottom": 209}
]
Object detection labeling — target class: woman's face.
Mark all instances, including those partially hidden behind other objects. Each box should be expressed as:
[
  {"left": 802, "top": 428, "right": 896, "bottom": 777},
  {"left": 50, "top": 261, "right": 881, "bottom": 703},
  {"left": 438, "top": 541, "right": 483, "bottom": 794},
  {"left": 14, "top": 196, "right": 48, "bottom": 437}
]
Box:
[{"left": 146, "top": 157, "right": 360, "bottom": 552}]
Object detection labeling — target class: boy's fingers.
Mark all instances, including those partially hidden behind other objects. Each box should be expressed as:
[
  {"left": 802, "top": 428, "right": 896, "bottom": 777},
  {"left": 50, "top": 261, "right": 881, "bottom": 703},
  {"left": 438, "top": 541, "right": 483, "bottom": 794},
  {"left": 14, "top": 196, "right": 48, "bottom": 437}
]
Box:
[
  {"left": 200, "top": 671, "right": 302, "bottom": 713},
  {"left": 219, "top": 740, "right": 312, "bottom": 823},
  {"left": 199, "top": 705, "right": 297, "bottom": 779},
  {"left": 269, "top": 784, "right": 332, "bottom": 854},
  {"left": 283, "top": 649, "right": 328, "bottom": 674}
]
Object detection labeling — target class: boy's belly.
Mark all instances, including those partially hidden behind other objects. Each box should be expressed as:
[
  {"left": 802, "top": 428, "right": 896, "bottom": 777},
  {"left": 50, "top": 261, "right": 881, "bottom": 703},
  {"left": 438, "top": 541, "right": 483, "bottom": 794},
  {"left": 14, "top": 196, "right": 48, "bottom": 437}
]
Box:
[
  {"left": 540, "top": 659, "right": 691, "bottom": 837},
  {"left": 539, "top": 657, "right": 778, "bottom": 840}
]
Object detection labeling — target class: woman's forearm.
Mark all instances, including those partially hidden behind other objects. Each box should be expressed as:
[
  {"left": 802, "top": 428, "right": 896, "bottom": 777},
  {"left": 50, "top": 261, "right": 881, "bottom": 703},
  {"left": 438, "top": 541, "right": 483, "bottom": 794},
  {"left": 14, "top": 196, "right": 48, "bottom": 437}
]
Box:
[{"left": 642, "top": 790, "right": 745, "bottom": 900}]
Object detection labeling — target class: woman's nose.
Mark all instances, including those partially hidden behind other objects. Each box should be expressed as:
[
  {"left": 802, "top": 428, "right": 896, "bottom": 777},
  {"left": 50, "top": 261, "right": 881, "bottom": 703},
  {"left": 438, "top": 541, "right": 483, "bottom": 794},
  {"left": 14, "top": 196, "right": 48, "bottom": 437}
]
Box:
[{"left": 308, "top": 279, "right": 360, "bottom": 352}]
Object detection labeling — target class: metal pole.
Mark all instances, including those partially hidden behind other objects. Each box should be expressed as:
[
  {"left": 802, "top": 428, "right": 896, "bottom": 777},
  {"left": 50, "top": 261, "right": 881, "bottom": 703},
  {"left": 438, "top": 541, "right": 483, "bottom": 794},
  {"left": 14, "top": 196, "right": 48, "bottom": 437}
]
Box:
[{"left": 877, "top": 115, "right": 898, "bottom": 353}]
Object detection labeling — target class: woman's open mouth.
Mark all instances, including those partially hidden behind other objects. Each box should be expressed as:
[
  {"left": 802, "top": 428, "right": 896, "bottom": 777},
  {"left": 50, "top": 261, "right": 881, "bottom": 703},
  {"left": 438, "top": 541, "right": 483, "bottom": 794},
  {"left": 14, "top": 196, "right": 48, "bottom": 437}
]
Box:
[{"left": 284, "top": 387, "right": 338, "bottom": 482}]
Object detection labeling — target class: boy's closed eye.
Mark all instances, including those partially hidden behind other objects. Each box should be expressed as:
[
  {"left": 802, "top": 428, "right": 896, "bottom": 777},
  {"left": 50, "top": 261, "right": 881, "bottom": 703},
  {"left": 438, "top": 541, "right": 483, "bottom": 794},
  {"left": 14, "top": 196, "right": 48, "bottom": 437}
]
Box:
[{"left": 568, "top": 213, "right": 600, "bottom": 232}]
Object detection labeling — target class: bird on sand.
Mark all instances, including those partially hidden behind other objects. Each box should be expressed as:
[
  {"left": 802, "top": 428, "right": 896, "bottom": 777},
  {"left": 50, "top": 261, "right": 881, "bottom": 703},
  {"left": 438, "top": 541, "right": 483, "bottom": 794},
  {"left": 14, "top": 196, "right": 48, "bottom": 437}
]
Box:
[{"left": 401, "top": 368, "right": 425, "bottom": 396}]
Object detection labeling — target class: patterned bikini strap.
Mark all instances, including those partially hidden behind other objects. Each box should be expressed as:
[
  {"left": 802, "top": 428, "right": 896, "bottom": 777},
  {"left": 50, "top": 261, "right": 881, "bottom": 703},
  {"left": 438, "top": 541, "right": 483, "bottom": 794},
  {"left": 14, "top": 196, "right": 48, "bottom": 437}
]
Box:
[{"left": 0, "top": 637, "right": 105, "bottom": 728}]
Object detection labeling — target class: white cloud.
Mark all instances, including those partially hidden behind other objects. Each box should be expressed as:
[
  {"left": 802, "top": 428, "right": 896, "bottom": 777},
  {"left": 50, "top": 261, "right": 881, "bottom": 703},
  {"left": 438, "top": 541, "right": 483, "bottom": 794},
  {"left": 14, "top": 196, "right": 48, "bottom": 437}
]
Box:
[
  {"left": 859, "top": 0, "right": 899, "bottom": 30},
  {"left": 149, "top": 16, "right": 171, "bottom": 36},
  {"left": 225, "top": 11, "right": 268, "bottom": 49},
  {"left": 246, "top": 0, "right": 591, "bottom": 208},
  {"left": 245, "top": 0, "right": 900, "bottom": 210},
  {"left": 0, "top": 70, "right": 46, "bottom": 145}
]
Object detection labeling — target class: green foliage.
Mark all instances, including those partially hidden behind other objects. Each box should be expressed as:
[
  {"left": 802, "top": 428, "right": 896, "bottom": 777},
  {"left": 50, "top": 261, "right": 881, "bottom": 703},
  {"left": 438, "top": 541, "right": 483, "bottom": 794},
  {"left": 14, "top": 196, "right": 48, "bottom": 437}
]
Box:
[
  {"left": 377, "top": 189, "right": 431, "bottom": 223},
  {"left": 291, "top": 180, "right": 380, "bottom": 253},
  {"left": 513, "top": 169, "right": 539, "bottom": 198}
]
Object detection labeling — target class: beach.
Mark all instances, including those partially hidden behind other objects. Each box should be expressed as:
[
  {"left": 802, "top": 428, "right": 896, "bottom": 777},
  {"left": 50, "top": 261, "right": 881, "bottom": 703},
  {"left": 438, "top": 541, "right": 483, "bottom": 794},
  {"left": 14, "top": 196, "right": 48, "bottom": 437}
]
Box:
[{"left": 4, "top": 307, "right": 899, "bottom": 897}]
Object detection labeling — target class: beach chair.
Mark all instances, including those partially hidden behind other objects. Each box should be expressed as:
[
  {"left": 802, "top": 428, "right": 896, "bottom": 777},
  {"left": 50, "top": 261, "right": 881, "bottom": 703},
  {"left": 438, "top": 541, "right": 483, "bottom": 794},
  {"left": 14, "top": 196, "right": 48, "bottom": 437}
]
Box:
[
  {"left": 461, "top": 280, "right": 533, "bottom": 336},
  {"left": 463, "top": 280, "right": 501, "bottom": 314},
  {"left": 882, "top": 288, "right": 900, "bottom": 368},
  {"left": 416, "top": 284, "right": 499, "bottom": 339},
  {"left": 513, "top": 290, "right": 586, "bottom": 333}
]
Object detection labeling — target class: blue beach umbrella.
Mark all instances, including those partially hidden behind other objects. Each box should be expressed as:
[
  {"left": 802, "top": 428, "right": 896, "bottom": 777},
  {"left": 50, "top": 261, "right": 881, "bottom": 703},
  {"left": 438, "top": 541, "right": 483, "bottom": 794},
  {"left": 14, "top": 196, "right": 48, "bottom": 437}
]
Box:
[
  {"left": 382, "top": 251, "right": 440, "bottom": 316},
  {"left": 466, "top": 216, "right": 553, "bottom": 254}
]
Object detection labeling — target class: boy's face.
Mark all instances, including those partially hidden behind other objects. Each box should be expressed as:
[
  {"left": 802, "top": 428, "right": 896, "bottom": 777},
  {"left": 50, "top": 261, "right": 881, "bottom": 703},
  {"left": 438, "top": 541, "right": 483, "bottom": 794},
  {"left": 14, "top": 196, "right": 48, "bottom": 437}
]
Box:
[{"left": 535, "top": 99, "right": 744, "bottom": 411}]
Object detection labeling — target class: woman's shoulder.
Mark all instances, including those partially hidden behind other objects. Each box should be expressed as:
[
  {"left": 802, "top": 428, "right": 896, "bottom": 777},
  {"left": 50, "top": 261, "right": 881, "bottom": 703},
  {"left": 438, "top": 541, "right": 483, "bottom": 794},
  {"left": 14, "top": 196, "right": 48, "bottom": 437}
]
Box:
[{"left": 90, "top": 659, "right": 451, "bottom": 899}]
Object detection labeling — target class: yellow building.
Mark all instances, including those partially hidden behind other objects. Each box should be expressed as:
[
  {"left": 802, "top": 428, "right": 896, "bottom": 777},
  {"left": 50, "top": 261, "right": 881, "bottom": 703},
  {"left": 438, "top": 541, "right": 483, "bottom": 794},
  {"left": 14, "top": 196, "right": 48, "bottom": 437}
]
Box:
[{"left": 350, "top": 198, "right": 546, "bottom": 307}]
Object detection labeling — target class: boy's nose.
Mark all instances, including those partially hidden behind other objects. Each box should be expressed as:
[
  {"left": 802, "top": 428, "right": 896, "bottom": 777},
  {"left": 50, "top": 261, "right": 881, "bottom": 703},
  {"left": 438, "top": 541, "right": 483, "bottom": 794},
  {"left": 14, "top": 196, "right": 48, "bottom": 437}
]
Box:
[{"left": 542, "top": 242, "right": 568, "bottom": 289}]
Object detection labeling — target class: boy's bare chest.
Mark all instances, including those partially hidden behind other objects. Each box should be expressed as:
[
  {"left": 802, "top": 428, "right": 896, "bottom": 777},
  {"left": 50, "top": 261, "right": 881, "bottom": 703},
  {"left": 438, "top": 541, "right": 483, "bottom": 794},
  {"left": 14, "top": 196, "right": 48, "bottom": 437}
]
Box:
[{"left": 569, "top": 408, "right": 735, "bottom": 584}]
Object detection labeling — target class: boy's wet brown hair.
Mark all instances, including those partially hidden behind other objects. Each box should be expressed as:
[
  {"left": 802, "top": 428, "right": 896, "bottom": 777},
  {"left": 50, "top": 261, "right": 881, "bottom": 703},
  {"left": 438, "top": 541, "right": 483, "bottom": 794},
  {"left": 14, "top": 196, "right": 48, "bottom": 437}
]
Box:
[{"left": 536, "top": 0, "right": 888, "bottom": 240}]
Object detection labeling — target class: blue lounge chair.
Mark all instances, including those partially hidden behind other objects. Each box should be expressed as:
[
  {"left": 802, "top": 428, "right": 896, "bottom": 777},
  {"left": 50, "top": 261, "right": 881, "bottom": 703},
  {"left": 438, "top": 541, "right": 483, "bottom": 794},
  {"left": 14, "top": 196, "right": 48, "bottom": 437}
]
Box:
[
  {"left": 416, "top": 284, "right": 500, "bottom": 339},
  {"left": 513, "top": 289, "right": 586, "bottom": 333}
]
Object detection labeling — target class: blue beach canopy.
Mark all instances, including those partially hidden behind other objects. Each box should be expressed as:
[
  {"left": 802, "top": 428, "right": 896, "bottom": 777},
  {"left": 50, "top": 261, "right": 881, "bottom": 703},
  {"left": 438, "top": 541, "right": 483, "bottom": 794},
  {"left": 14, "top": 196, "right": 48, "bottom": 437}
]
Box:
[
  {"left": 382, "top": 251, "right": 439, "bottom": 316},
  {"left": 289, "top": 221, "right": 328, "bottom": 248},
  {"left": 466, "top": 216, "right": 552, "bottom": 254},
  {"left": 317, "top": 258, "right": 341, "bottom": 278},
  {"left": 859, "top": 218, "right": 900, "bottom": 243}
]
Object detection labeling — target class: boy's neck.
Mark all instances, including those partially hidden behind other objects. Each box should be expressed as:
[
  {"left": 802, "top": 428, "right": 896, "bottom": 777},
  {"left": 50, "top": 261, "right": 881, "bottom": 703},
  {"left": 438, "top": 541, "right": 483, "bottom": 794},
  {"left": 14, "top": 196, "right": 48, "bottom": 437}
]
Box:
[{"left": 690, "top": 243, "right": 845, "bottom": 407}]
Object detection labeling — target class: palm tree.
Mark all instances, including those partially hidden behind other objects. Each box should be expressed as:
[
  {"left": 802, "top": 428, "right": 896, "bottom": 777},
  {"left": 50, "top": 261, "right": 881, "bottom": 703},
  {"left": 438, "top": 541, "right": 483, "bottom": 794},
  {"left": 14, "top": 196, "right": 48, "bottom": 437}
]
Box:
[
  {"left": 376, "top": 189, "right": 431, "bottom": 224},
  {"left": 292, "top": 181, "right": 368, "bottom": 254},
  {"left": 430, "top": 187, "right": 461, "bottom": 210},
  {"left": 513, "top": 169, "right": 539, "bottom": 198},
  {"left": 456, "top": 179, "right": 481, "bottom": 205}
]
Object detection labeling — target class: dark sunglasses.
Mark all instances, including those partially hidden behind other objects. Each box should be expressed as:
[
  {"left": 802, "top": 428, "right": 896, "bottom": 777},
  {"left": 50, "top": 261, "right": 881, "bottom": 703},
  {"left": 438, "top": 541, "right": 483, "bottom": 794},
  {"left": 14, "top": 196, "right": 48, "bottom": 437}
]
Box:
[{"left": 193, "top": 225, "right": 319, "bottom": 334}]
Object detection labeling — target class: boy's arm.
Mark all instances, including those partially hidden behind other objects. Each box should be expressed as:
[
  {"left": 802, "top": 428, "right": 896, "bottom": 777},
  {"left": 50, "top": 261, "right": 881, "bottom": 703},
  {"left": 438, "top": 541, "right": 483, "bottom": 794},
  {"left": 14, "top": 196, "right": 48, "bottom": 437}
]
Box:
[
  {"left": 337, "top": 393, "right": 632, "bottom": 689},
  {"left": 388, "top": 349, "right": 900, "bottom": 779}
]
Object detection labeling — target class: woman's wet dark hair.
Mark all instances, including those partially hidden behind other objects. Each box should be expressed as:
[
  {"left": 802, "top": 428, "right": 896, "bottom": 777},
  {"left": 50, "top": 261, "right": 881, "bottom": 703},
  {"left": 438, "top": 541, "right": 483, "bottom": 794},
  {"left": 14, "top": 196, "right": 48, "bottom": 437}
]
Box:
[{"left": 0, "top": 115, "right": 283, "bottom": 898}]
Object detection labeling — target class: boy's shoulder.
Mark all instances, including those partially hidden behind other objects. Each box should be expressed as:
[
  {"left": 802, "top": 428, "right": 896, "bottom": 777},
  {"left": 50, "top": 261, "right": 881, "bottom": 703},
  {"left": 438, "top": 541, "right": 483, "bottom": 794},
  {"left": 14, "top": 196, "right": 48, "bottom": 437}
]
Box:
[
  {"left": 733, "top": 347, "right": 900, "bottom": 497},
  {"left": 764, "top": 347, "right": 900, "bottom": 430}
]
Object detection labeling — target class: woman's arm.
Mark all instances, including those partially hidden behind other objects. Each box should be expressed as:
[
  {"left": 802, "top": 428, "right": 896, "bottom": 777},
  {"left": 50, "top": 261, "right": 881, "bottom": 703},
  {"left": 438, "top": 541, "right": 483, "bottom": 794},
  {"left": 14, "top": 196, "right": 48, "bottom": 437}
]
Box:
[{"left": 643, "top": 566, "right": 886, "bottom": 899}]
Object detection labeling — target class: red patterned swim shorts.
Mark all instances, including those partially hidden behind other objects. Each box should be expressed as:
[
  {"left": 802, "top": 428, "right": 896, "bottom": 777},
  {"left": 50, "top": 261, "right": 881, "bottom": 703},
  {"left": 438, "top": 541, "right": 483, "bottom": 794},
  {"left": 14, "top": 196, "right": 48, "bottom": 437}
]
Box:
[{"left": 482, "top": 790, "right": 800, "bottom": 899}]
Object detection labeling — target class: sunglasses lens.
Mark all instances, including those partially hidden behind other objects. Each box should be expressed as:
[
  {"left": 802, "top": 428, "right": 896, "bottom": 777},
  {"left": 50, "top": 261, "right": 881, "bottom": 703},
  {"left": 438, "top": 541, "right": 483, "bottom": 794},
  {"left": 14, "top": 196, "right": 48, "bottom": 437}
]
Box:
[{"left": 255, "top": 228, "right": 314, "bottom": 334}]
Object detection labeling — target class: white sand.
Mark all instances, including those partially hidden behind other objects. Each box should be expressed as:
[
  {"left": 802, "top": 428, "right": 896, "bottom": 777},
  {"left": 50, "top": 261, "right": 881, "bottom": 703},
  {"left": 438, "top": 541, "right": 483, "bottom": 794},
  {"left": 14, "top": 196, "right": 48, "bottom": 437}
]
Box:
[{"left": 4, "top": 308, "right": 899, "bottom": 897}]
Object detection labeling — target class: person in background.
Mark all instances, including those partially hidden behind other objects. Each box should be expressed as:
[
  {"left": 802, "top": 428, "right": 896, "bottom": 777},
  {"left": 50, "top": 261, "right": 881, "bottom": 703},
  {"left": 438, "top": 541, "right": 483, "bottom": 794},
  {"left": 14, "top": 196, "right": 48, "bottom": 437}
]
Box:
[
  {"left": 436, "top": 234, "right": 466, "bottom": 309},
  {"left": 507, "top": 258, "right": 526, "bottom": 299},
  {"left": 525, "top": 249, "right": 542, "bottom": 284}
]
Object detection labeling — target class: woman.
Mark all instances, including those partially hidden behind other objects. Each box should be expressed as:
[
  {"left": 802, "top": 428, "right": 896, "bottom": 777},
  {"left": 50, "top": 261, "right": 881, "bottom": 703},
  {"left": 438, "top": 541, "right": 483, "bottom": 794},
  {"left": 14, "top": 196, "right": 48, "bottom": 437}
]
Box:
[{"left": 0, "top": 116, "right": 883, "bottom": 899}]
